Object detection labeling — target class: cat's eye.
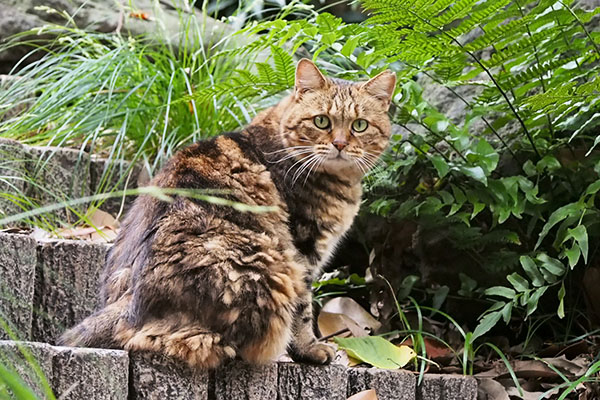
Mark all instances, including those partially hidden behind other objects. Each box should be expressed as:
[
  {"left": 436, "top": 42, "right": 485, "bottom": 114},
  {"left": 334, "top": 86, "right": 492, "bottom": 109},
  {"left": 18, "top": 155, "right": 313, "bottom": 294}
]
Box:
[
  {"left": 352, "top": 119, "right": 368, "bottom": 132},
  {"left": 313, "top": 115, "right": 331, "bottom": 129}
]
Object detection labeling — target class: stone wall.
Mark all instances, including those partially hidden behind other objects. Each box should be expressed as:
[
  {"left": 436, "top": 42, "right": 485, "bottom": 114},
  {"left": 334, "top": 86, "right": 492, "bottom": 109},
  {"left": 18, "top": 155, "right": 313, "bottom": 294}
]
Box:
[
  {"left": 0, "top": 0, "right": 230, "bottom": 73},
  {"left": 1, "top": 340, "right": 477, "bottom": 399}
]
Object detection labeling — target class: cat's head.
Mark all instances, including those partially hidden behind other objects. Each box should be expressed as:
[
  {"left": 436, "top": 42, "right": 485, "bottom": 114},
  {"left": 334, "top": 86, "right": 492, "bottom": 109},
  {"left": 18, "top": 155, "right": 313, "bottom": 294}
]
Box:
[{"left": 278, "top": 59, "right": 395, "bottom": 176}]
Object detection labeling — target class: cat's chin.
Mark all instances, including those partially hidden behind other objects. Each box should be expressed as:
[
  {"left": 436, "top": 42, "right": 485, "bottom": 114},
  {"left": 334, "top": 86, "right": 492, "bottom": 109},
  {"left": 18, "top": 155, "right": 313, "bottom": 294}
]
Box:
[{"left": 321, "top": 156, "right": 365, "bottom": 177}]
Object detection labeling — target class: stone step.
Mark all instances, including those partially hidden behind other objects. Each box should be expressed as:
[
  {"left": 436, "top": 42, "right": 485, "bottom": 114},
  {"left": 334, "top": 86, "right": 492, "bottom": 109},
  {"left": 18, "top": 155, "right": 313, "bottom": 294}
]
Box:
[
  {"left": 0, "top": 232, "right": 108, "bottom": 343},
  {"left": 0, "top": 138, "right": 140, "bottom": 220},
  {"left": 0, "top": 341, "right": 477, "bottom": 400}
]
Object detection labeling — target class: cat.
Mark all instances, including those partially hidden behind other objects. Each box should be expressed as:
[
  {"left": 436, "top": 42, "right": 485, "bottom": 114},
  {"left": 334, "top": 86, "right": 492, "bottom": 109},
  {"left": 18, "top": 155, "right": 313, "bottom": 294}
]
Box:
[{"left": 59, "top": 59, "right": 396, "bottom": 368}]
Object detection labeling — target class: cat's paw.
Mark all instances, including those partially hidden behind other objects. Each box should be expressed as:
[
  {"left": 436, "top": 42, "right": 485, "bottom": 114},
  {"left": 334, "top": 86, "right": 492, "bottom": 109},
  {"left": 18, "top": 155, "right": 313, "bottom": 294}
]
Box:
[{"left": 289, "top": 342, "right": 335, "bottom": 365}]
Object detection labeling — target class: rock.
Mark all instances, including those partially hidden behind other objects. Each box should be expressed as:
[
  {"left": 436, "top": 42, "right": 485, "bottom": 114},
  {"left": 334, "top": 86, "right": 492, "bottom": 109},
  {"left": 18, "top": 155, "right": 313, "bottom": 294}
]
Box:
[
  {"left": 347, "top": 367, "right": 416, "bottom": 400},
  {"left": 0, "top": 0, "right": 230, "bottom": 73},
  {"left": 0, "top": 340, "right": 55, "bottom": 397},
  {"left": 0, "top": 232, "right": 37, "bottom": 339},
  {"left": 277, "top": 362, "right": 348, "bottom": 400},
  {"left": 31, "top": 239, "right": 109, "bottom": 343},
  {"left": 25, "top": 145, "right": 93, "bottom": 223},
  {"left": 0, "top": 138, "right": 30, "bottom": 221},
  {"left": 90, "top": 156, "right": 141, "bottom": 217},
  {"left": 214, "top": 361, "right": 278, "bottom": 400},
  {"left": 0, "top": 340, "right": 128, "bottom": 399},
  {"left": 416, "top": 374, "right": 478, "bottom": 400},
  {"left": 51, "top": 345, "right": 129, "bottom": 400},
  {"left": 130, "top": 351, "right": 209, "bottom": 400}
]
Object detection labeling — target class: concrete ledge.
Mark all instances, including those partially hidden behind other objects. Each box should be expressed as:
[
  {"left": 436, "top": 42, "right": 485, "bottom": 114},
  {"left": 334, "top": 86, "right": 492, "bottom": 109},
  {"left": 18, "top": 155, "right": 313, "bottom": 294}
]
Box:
[
  {"left": 0, "top": 232, "right": 37, "bottom": 340},
  {"left": 0, "top": 340, "right": 478, "bottom": 399},
  {"left": 32, "top": 239, "right": 109, "bottom": 343},
  {"left": 348, "top": 367, "right": 416, "bottom": 400},
  {"left": 0, "top": 341, "right": 128, "bottom": 399},
  {"left": 278, "top": 362, "right": 348, "bottom": 400},
  {"left": 130, "top": 351, "right": 209, "bottom": 400},
  {"left": 215, "top": 361, "right": 278, "bottom": 400},
  {"left": 416, "top": 373, "right": 478, "bottom": 400},
  {"left": 52, "top": 346, "right": 129, "bottom": 400}
]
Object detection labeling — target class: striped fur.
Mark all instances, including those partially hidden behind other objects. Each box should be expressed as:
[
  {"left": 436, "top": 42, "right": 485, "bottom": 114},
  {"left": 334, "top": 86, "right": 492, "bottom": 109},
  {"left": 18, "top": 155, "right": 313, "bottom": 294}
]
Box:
[{"left": 59, "top": 60, "right": 395, "bottom": 368}]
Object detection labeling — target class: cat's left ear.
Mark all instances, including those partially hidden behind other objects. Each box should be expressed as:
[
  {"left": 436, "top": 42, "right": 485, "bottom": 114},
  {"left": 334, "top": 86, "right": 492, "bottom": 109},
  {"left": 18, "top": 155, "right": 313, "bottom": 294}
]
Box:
[
  {"left": 295, "top": 59, "right": 328, "bottom": 95},
  {"left": 361, "top": 70, "right": 396, "bottom": 108}
]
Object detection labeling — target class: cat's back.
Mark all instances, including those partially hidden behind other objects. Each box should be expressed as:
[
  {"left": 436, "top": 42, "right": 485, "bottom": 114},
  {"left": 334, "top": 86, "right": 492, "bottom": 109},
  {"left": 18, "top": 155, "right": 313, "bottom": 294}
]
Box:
[{"left": 101, "top": 132, "right": 291, "bottom": 305}]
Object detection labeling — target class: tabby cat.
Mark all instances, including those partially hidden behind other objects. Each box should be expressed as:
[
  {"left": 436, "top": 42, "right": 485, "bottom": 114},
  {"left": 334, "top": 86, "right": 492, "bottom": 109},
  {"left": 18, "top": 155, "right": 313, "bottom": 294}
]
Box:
[{"left": 59, "top": 59, "right": 396, "bottom": 368}]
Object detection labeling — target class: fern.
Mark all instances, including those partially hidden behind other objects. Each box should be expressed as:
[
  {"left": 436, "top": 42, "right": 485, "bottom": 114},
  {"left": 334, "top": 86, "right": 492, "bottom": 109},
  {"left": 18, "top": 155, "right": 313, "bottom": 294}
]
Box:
[{"left": 171, "top": 0, "right": 600, "bottom": 342}]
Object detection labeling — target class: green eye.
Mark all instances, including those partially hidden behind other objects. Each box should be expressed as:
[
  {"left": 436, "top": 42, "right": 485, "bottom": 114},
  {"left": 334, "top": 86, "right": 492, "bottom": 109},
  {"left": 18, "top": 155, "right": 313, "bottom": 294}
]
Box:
[
  {"left": 313, "top": 115, "right": 330, "bottom": 129},
  {"left": 352, "top": 119, "right": 368, "bottom": 132}
]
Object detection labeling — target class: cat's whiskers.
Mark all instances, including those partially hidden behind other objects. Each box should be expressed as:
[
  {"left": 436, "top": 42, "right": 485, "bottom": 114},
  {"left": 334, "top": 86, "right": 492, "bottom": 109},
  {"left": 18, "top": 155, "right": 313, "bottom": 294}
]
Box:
[
  {"left": 267, "top": 149, "right": 314, "bottom": 164},
  {"left": 355, "top": 157, "right": 370, "bottom": 176},
  {"left": 284, "top": 152, "right": 317, "bottom": 183},
  {"left": 301, "top": 154, "right": 325, "bottom": 187},
  {"left": 262, "top": 145, "right": 312, "bottom": 156},
  {"left": 291, "top": 153, "right": 322, "bottom": 187}
]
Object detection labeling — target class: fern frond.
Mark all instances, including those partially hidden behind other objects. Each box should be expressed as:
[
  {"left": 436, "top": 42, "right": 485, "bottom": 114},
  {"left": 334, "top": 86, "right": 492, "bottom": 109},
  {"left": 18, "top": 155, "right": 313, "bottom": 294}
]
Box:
[{"left": 270, "top": 46, "right": 295, "bottom": 87}]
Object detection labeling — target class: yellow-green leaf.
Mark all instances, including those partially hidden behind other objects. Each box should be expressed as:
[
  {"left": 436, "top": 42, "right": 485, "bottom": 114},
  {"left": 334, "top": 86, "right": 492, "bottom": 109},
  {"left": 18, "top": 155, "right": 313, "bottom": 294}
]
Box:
[{"left": 334, "top": 336, "right": 416, "bottom": 369}]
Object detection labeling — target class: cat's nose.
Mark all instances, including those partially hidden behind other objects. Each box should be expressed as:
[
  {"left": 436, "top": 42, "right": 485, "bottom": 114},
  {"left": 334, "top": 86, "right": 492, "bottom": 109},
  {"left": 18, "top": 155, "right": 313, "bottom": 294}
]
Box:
[{"left": 332, "top": 139, "right": 348, "bottom": 151}]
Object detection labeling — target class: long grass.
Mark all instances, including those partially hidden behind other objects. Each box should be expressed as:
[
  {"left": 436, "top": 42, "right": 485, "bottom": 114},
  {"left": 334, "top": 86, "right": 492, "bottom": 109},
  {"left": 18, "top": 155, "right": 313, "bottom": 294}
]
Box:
[{"left": 0, "top": 10, "right": 263, "bottom": 182}]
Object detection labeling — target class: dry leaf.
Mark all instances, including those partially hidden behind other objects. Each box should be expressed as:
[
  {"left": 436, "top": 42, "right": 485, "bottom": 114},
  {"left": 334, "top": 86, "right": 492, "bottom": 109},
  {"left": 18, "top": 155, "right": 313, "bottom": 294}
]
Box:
[
  {"left": 347, "top": 389, "right": 378, "bottom": 400},
  {"left": 54, "top": 209, "right": 120, "bottom": 243},
  {"left": 403, "top": 337, "right": 453, "bottom": 361},
  {"left": 477, "top": 378, "right": 510, "bottom": 400},
  {"left": 320, "top": 297, "right": 381, "bottom": 336},
  {"left": 541, "top": 355, "right": 589, "bottom": 378},
  {"left": 318, "top": 311, "right": 369, "bottom": 338},
  {"left": 89, "top": 209, "right": 120, "bottom": 229}
]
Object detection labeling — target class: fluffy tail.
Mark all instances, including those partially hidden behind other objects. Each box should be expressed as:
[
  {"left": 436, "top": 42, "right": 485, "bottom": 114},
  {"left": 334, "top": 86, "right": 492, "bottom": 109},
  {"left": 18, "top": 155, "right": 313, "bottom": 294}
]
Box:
[{"left": 58, "top": 296, "right": 128, "bottom": 349}]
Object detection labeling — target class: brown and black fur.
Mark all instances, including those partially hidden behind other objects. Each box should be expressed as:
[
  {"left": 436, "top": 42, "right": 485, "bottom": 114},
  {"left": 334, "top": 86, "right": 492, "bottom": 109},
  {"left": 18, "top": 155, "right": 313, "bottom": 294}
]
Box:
[{"left": 59, "top": 59, "right": 396, "bottom": 368}]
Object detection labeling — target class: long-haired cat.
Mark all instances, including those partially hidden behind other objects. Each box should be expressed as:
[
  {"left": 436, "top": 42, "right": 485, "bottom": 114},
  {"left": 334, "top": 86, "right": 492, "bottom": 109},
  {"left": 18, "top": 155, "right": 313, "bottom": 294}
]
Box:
[{"left": 59, "top": 59, "right": 396, "bottom": 368}]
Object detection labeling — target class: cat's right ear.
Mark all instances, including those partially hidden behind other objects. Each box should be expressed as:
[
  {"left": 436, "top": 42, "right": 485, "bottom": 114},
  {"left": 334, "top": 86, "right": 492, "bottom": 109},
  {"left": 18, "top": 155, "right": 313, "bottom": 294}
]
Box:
[{"left": 295, "top": 59, "right": 327, "bottom": 95}]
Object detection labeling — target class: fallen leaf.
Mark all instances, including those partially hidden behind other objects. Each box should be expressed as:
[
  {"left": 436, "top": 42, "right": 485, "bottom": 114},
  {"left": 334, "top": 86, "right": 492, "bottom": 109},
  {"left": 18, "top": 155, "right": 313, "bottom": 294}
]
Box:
[
  {"left": 321, "top": 297, "right": 381, "bottom": 335},
  {"left": 318, "top": 311, "right": 368, "bottom": 338},
  {"left": 477, "top": 378, "right": 510, "bottom": 400},
  {"left": 334, "top": 336, "right": 416, "bottom": 369},
  {"left": 541, "top": 355, "right": 589, "bottom": 377},
  {"left": 89, "top": 209, "right": 120, "bottom": 229},
  {"left": 475, "top": 359, "right": 558, "bottom": 380},
  {"left": 347, "top": 389, "right": 378, "bottom": 400},
  {"left": 402, "top": 337, "right": 453, "bottom": 361}
]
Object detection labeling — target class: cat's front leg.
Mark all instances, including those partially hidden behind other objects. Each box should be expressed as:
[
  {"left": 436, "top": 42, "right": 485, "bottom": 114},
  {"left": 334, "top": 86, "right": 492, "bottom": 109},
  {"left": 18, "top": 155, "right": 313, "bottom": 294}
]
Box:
[{"left": 287, "top": 285, "right": 335, "bottom": 364}]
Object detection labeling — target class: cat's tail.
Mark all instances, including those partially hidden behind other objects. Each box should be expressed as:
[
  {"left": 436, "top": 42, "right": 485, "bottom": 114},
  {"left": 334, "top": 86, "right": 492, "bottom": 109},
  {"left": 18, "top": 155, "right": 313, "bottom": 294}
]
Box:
[{"left": 57, "top": 295, "right": 129, "bottom": 349}]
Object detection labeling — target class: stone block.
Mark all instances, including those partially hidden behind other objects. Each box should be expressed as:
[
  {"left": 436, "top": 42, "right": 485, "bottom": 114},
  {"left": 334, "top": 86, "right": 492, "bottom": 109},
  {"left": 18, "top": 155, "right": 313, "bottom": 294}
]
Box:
[
  {"left": 0, "top": 138, "right": 30, "bottom": 220},
  {"left": 0, "top": 232, "right": 37, "bottom": 339},
  {"left": 0, "top": 340, "right": 56, "bottom": 398},
  {"left": 25, "top": 145, "right": 92, "bottom": 223},
  {"left": 416, "top": 374, "right": 478, "bottom": 400},
  {"left": 347, "top": 367, "right": 416, "bottom": 400},
  {"left": 32, "top": 239, "right": 109, "bottom": 343},
  {"left": 51, "top": 345, "right": 128, "bottom": 400},
  {"left": 214, "top": 361, "right": 278, "bottom": 400},
  {"left": 130, "top": 351, "right": 209, "bottom": 400},
  {"left": 277, "top": 362, "right": 348, "bottom": 400},
  {"left": 90, "top": 156, "right": 140, "bottom": 217}
]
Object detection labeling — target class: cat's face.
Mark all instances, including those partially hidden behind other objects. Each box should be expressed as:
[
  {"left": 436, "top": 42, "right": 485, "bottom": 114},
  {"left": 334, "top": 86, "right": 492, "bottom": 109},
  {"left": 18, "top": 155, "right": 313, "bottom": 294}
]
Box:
[{"left": 279, "top": 59, "right": 396, "bottom": 176}]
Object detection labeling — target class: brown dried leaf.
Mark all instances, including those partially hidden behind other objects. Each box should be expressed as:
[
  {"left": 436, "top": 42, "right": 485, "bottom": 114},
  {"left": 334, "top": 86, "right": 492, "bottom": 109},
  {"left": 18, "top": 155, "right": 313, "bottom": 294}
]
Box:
[
  {"left": 318, "top": 311, "right": 368, "bottom": 338},
  {"left": 403, "top": 337, "right": 453, "bottom": 362},
  {"left": 89, "top": 209, "right": 120, "bottom": 229},
  {"left": 321, "top": 297, "right": 382, "bottom": 334},
  {"left": 347, "top": 389, "right": 378, "bottom": 400},
  {"left": 541, "top": 355, "right": 589, "bottom": 377},
  {"left": 477, "top": 378, "right": 510, "bottom": 400}
]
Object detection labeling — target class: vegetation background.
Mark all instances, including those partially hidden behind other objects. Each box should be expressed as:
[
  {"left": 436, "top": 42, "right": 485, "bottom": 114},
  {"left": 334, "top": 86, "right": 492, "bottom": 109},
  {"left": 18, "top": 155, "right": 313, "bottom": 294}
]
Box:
[{"left": 1, "top": 0, "right": 600, "bottom": 398}]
